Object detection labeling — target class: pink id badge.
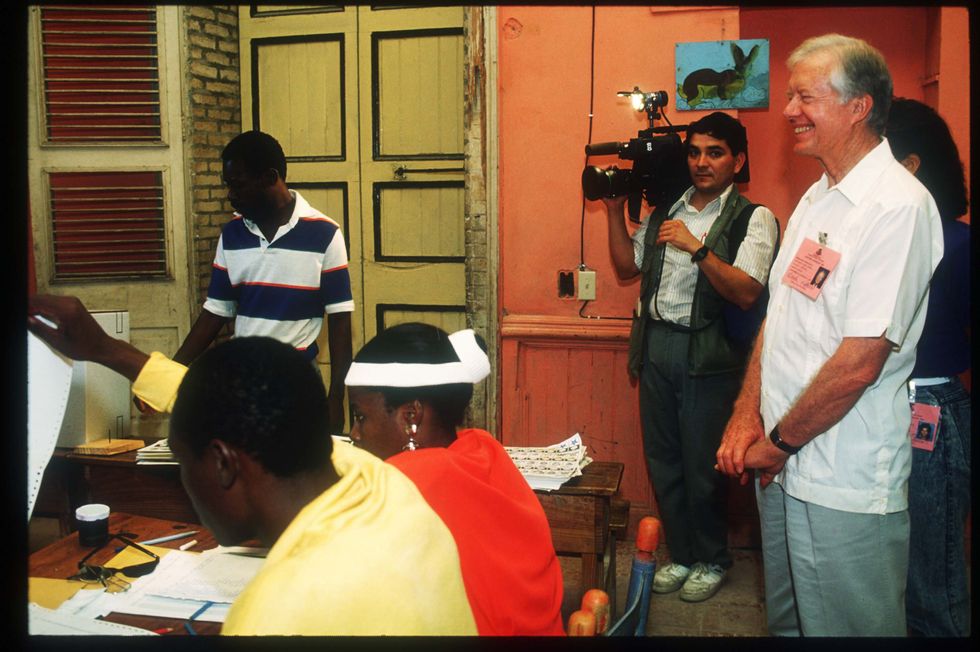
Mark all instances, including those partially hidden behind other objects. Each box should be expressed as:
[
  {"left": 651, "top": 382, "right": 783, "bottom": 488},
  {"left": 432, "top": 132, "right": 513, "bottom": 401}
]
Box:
[
  {"left": 781, "top": 238, "right": 842, "bottom": 300},
  {"left": 908, "top": 403, "right": 941, "bottom": 451}
]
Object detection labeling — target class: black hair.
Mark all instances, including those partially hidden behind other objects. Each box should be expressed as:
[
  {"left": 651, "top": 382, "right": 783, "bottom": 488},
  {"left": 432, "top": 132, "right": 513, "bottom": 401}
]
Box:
[
  {"left": 170, "top": 337, "right": 332, "bottom": 477},
  {"left": 685, "top": 112, "right": 750, "bottom": 183},
  {"left": 221, "top": 130, "right": 287, "bottom": 181},
  {"left": 352, "top": 322, "right": 485, "bottom": 429},
  {"left": 886, "top": 98, "right": 968, "bottom": 222}
]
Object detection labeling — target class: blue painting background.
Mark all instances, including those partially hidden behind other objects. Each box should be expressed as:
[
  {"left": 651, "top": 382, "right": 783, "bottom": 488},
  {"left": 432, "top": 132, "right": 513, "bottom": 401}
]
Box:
[{"left": 674, "top": 39, "right": 770, "bottom": 111}]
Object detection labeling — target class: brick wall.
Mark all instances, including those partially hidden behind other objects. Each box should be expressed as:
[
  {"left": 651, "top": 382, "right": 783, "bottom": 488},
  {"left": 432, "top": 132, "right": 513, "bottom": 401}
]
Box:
[
  {"left": 182, "top": 6, "right": 241, "bottom": 311},
  {"left": 462, "top": 7, "right": 495, "bottom": 429}
]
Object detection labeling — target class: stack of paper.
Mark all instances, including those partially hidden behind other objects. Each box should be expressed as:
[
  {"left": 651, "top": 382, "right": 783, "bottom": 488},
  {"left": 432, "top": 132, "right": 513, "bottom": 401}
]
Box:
[
  {"left": 53, "top": 548, "right": 266, "bottom": 625},
  {"left": 135, "top": 439, "right": 177, "bottom": 465},
  {"left": 505, "top": 433, "right": 593, "bottom": 491}
]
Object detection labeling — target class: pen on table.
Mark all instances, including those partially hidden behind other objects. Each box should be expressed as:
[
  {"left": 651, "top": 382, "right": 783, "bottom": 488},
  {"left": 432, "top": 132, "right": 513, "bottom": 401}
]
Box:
[
  {"left": 178, "top": 539, "right": 198, "bottom": 551},
  {"left": 152, "top": 627, "right": 174, "bottom": 635},
  {"left": 185, "top": 601, "right": 214, "bottom": 636},
  {"left": 137, "top": 530, "right": 199, "bottom": 546}
]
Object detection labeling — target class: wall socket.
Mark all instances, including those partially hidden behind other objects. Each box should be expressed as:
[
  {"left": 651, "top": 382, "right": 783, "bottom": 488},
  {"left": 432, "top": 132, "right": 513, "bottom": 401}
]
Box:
[{"left": 577, "top": 269, "right": 596, "bottom": 301}]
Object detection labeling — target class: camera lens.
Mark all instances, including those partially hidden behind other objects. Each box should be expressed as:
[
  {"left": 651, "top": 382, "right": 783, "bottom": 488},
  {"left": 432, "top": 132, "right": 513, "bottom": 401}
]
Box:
[{"left": 582, "top": 166, "right": 632, "bottom": 200}]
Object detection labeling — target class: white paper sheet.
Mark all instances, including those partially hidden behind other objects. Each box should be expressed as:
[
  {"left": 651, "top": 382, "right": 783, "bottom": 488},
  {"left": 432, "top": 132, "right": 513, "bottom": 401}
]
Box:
[
  {"left": 140, "top": 549, "right": 265, "bottom": 603},
  {"left": 83, "top": 552, "right": 235, "bottom": 623},
  {"left": 29, "top": 603, "right": 157, "bottom": 636},
  {"left": 27, "top": 331, "right": 74, "bottom": 520}
]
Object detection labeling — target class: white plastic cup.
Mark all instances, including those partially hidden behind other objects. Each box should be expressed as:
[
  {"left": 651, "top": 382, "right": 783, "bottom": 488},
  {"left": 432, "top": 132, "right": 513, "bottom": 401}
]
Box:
[{"left": 75, "top": 503, "right": 110, "bottom": 547}]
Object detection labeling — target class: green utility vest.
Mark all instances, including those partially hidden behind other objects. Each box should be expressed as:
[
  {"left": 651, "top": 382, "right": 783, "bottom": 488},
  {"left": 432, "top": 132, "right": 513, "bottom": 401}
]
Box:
[{"left": 627, "top": 188, "right": 753, "bottom": 378}]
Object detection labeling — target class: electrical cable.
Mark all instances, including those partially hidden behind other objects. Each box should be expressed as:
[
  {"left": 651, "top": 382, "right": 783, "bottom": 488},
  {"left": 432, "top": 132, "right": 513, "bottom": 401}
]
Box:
[{"left": 578, "top": 5, "right": 630, "bottom": 321}]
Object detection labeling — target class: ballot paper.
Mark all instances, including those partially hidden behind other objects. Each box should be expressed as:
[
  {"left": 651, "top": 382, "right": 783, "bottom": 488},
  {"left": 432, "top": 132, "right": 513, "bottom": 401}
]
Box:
[
  {"left": 135, "top": 438, "right": 178, "bottom": 465},
  {"left": 27, "top": 332, "right": 74, "bottom": 520},
  {"left": 29, "top": 603, "right": 157, "bottom": 635},
  {"left": 505, "top": 433, "right": 593, "bottom": 491},
  {"left": 61, "top": 548, "right": 264, "bottom": 624}
]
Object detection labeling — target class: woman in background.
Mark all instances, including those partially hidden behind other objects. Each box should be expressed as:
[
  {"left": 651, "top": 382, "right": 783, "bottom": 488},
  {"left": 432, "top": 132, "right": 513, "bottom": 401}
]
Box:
[
  {"left": 887, "top": 97, "right": 970, "bottom": 638},
  {"left": 345, "top": 322, "right": 566, "bottom": 636}
]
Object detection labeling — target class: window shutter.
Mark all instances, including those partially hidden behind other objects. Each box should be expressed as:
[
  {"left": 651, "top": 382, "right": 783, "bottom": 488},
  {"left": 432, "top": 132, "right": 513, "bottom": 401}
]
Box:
[
  {"left": 49, "top": 171, "right": 167, "bottom": 279},
  {"left": 40, "top": 5, "right": 162, "bottom": 143}
]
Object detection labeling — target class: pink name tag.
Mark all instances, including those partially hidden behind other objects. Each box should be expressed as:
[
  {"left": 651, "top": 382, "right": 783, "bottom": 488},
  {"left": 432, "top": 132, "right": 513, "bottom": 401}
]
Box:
[
  {"left": 781, "top": 238, "right": 841, "bottom": 300},
  {"left": 909, "top": 403, "right": 941, "bottom": 452}
]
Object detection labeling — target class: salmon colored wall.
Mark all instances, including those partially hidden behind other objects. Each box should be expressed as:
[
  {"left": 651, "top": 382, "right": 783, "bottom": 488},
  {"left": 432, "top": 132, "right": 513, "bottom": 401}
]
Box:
[
  {"left": 497, "top": 5, "right": 969, "bottom": 536},
  {"left": 499, "top": 5, "right": 740, "bottom": 320},
  {"left": 738, "top": 6, "right": 929, "bottom": 225}
]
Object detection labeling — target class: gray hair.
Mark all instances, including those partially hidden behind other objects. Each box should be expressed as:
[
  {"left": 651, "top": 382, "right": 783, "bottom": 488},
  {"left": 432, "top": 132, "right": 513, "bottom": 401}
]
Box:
[{"left": 787, "top": 34, "right": 892, "bottom": 136}]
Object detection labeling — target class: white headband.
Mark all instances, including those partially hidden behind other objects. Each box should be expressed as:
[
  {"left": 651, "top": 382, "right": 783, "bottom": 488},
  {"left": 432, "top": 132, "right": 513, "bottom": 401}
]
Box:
[{"left": 344, "top": 329, "right": 491, "bottom": 388}]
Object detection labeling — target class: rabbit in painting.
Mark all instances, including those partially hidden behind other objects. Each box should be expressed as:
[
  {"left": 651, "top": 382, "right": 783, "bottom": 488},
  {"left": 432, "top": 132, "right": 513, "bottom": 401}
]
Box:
[{"left": 678, "top": 42, "right": 760, "bottom": 108}]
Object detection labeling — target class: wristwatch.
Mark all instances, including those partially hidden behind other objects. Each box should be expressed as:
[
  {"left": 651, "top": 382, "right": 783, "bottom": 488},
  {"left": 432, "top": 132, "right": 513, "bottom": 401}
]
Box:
[
  {"left": 768, "top": 425, "right": 802, "bottom": 455},
  {"left": 691, "top": 245, "right": 709, "bottom": 263}
]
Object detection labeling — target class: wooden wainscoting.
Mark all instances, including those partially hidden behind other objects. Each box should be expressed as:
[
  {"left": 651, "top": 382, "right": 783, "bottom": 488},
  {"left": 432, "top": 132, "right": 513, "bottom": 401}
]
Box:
[{"left": 499, "top": 313, "right": 761, "bottom": 548}]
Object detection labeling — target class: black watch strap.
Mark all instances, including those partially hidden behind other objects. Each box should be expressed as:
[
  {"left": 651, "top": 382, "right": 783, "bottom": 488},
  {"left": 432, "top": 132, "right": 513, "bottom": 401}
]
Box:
[
  {"left": 691, "top": 245, "right": 709, "bottom": 263},
  {"left": 769, "top": 425, "right": 801, "bottom": 455}
]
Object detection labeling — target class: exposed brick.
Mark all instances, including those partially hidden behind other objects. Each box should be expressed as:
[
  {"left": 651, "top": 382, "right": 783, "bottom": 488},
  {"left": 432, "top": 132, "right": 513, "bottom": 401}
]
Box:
[
  {"left": 188, "top": 34, "right": 216, "bottom": 50},
  {"left": 203, "top": 22, "right": 230, "bottom": 39},
  {"left": 190, "top": 61, "right": 219, "bottom": 80},
  {"left": 187, "top": 6, "right": 216, "bottom": 21}
]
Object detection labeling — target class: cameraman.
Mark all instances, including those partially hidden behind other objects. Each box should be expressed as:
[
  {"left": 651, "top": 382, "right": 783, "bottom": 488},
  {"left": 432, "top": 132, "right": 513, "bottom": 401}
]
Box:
[{"left": 600, "top": 112, "right": 777, "bottom": 602}]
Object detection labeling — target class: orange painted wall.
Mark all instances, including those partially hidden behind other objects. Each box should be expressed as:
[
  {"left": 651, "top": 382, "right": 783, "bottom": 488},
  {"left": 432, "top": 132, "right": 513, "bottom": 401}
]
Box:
[{"left": 497, "top": 5, "right": 970, "bottom": 532}]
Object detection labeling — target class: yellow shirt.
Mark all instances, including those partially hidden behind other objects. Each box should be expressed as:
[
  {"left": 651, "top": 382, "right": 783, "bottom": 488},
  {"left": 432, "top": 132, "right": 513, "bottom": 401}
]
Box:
[
  {"left": 132, "top": 353, "right": 477, "bottom": 635},
  {"left": 223, "top": 443, "right": 477, "bottom": 635}
]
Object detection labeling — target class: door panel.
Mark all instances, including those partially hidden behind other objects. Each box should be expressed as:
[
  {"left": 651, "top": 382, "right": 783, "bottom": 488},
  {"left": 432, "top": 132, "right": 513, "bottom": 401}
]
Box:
[{"left": 240, "top": 5, "right": 467, "bottom": 423}]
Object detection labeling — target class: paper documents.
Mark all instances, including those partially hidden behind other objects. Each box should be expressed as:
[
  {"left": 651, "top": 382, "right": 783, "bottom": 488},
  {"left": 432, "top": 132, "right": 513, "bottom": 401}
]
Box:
[
  {"left": 29, "top": 603, "right": 157, "bottom": 635},
  {"left": 55, "top": 548, "right": 265, "bottom": 625},
  {"left": 27, "top": 332, "right": 74, "bottom": 520},
  {"left": 505, "top": 433, "right": 592, "bottom": 491},
  {"left": 135, "top": 438, "right": 177, "bottom": 465}
]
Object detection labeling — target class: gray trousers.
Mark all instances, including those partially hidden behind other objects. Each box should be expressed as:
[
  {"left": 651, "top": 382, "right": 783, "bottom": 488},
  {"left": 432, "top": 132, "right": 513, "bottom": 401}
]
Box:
[
  {"left": 639, "top": 320, "right": 738, "bottom": 569},
  {"left": 756, "top": 479, "right": 910, "bottom": 636}
]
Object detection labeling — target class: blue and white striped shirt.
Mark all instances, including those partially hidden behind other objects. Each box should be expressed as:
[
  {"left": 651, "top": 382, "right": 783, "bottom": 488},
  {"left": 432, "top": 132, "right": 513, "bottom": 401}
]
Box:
[{"left": 204, "top": 190, "right": 354, "bottom": 359}]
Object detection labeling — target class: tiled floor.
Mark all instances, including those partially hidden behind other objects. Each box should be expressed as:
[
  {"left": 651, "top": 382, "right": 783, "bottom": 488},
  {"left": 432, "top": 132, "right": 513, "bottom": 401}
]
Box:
[{"left": 559, "top": 543, "right": 768, "bottom": 636}]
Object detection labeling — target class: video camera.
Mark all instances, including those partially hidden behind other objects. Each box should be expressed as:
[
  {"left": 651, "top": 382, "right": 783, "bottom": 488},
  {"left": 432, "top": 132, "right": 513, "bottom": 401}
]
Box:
[{"left": 581, "top": 89, "right": 691, "bottom": 222}]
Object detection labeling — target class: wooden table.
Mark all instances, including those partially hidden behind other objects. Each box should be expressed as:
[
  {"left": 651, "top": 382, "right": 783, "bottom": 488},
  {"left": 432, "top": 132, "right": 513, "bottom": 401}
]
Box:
[
  {"left": 535, "top": 461, "right": 624, "bottom": 612},
  {"left": 29, "top": 512, "right": 222, "bottom": 636},
  {"left": 34, "top": 448, "right": 197, "bottom": 533}
]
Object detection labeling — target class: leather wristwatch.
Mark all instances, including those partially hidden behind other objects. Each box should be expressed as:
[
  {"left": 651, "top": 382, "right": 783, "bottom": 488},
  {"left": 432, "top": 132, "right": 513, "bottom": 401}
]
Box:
[
  {"left": 691, "top": 245, "right": 709, "bottom": 263},
  {"left": 769, "top": 425, "right": 802, "bottom": 455}
]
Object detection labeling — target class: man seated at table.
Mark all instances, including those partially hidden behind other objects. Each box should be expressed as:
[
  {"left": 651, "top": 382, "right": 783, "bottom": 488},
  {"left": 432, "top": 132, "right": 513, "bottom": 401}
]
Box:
[{"left": 28, "top": 295, "right": 477, "bottom": 635}]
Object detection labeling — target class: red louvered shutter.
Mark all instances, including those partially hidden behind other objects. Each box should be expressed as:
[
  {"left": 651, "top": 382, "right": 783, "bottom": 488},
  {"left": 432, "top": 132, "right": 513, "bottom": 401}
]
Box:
[
  {"left": 40, "top": 5, "right": 162, "bottom": 143},
  {"left": 49, "top": 171, "right": 167, "bottom": 279}
]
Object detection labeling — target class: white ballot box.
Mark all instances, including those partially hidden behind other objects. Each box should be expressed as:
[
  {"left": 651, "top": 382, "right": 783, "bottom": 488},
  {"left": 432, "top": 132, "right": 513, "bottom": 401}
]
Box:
[{"left": 56, "top": 310, "right": 132, "bottom": 447}]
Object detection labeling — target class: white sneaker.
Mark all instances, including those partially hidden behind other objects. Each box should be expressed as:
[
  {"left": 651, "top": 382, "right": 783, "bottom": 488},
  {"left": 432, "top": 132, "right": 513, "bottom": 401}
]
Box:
[
  {"left": 652, "top": 562, "right": 691, "bottom": 594},
  {"left": 679, "top": 562, "right": 726, "bottom": 602}
]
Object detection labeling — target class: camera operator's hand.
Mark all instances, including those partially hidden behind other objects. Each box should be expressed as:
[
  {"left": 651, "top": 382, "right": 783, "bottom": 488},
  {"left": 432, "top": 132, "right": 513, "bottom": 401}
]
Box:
[
  {"left": 599, "top": 195, "right": 628, "bottom": 218},
  {"left": 656, "top": 220, "right": 702, "bottom": 255},
  {"left": 600, "top": 195, "right": 639, "bottom": 280}
]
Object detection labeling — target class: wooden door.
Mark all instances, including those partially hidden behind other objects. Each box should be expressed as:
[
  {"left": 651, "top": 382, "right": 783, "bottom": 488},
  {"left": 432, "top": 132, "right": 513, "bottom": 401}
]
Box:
[{"left": 239, "top": 5, "right": 467, "bottom": 393}]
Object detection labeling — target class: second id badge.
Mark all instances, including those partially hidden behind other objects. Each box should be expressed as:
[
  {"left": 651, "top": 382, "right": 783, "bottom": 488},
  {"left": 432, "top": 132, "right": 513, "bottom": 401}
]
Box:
[
  {"left": 781, "top": 237, "right": 842, "bottom": 300},
  {"left": 909, "top": 402, "right": 941, "bottom": 452}
]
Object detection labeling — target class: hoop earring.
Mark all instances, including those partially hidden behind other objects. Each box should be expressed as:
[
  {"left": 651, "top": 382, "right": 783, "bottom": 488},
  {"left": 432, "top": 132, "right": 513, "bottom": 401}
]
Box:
[{"left": 402, "top": 423, "right": 419, "bottom": 451}]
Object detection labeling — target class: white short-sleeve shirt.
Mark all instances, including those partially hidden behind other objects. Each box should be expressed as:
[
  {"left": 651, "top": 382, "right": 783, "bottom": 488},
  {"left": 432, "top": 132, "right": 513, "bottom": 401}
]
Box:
[
  {"left": 632, "top": 184, "right": 778, "bottom": 326},
  {"left": 761, "top": 139, "right": 943, "bottom": 515}
]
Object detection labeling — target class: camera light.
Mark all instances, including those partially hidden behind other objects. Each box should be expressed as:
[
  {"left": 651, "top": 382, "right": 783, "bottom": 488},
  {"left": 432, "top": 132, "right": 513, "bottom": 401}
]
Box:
[{"left": 630, "top": 92, "right": 645, "bottom": 112}]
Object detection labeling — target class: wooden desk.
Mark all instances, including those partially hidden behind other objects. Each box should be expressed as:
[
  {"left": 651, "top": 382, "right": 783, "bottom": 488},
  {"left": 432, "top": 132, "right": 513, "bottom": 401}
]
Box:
[
  {"left": 29, "top": 512, "right": 222, "bottom": 635},
  {"left": 535, "top": 461, "right": 623, "bottom": 611},
  {"left": 35, "top": 448, "right": 198, "bottom": 529}
]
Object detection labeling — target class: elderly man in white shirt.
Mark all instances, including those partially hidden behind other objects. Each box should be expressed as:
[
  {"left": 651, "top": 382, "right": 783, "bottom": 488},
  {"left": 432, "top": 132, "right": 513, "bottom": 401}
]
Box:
[{"left": 716, "top": 34, "right": 943, "bottom": 636}]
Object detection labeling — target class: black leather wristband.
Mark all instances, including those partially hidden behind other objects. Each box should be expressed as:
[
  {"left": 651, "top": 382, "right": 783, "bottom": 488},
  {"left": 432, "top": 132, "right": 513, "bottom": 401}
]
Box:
[
  {"left": 769, "top": 425, "right": 801, "bottom": 455},
  {"left": 691, "top": 245, "right": 709, "bottom": 263}
]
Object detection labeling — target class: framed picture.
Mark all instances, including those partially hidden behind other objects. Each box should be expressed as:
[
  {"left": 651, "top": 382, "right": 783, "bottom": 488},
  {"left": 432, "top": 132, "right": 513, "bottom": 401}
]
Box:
[{"left": 675, "top": 38, "right": 770, "bottom": 111}]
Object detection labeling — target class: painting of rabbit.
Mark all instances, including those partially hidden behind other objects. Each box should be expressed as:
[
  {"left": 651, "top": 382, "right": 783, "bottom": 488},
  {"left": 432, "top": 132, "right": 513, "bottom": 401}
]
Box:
[{"left": 675, "top": 39, "right": 769, "bottom": 110}]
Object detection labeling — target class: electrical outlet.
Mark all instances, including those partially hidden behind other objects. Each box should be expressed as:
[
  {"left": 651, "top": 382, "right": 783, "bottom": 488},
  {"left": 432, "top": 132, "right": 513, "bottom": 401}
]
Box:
[{"left": 578, "top": 269, "right": 596, "bottom": 301}]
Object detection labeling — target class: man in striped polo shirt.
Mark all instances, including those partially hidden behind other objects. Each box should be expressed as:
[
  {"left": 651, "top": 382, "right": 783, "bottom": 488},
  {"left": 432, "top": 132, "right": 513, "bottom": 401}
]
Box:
[
  {"left": 174, "top": 130, "right": 353, "bottom": 434},
  {"left": 599, "top": 113, "right": 778, "bottom": 603}
]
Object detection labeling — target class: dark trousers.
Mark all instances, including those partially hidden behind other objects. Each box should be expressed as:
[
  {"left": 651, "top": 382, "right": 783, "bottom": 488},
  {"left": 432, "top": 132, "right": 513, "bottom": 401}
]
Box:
[
  {"left": 906, "top": 378, "right": 972, "bottom": 637},
  {"left": 639, "top": 320, "right": 738, "bottom": 568}
]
